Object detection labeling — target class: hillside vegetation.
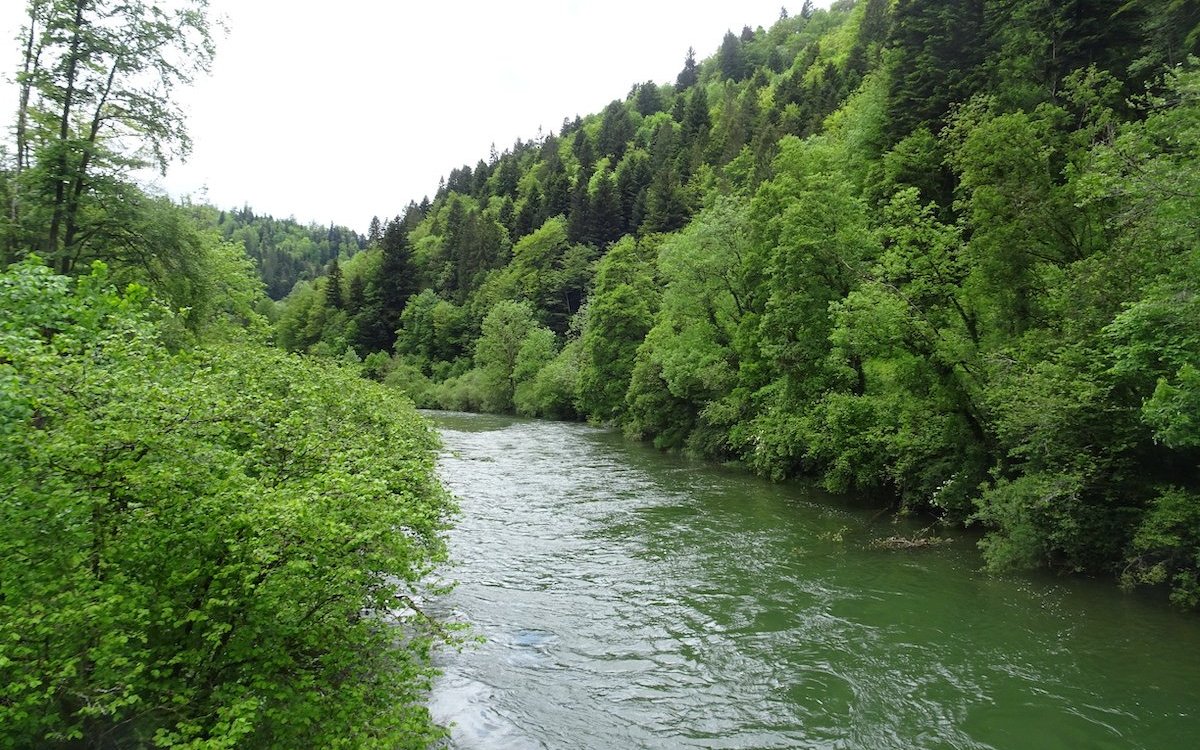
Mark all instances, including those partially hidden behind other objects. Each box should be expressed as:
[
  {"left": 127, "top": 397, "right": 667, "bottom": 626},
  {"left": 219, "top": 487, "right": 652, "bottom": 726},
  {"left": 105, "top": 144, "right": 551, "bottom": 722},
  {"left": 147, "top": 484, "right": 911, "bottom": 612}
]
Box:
[{"left": 283, "top": 0, "right": 1200, "bottom": 606}]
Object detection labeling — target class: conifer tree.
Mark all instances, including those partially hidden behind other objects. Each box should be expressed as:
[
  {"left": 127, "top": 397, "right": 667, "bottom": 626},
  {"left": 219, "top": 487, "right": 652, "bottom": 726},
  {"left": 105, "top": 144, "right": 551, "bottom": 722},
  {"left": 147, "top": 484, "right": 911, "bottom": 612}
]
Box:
[
  {"left": 719, "top": 31, "right": 749, "bottom": 81},
  {"left": 324, "top": 258, "right": 344, "bottom": 309},
  {"left": 886, "top": 0, "right": 987, "bottom": 144},
  {"left": 676, "top": 47, "right": 700, "bottom": 90},
  {"left": 597, "top": 101, "right": 635, "bottom": 161},
  {"left": 590, "top": 169, "right": 623, "bottom": 245},
  {"left": 634, "top": 81, "right": 665, "bottom": 116},
  {"left": 568, "top": 169, "right": 594, "bottom": 244}
]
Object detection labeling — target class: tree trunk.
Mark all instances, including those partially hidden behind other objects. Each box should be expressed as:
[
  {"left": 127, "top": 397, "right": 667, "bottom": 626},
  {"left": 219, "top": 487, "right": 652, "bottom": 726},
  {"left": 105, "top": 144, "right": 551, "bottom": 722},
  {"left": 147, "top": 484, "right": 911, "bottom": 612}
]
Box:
[{"left": 48, "top": 0, "right": 89, "bottom": 274}]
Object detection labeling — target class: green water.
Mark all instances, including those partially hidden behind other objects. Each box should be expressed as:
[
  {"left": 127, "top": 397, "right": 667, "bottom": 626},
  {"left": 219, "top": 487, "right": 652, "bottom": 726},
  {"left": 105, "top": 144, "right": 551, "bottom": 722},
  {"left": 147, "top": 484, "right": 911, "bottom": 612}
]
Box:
[{"left": 427, "top": 412, "right": 1200, "bottom": 749}]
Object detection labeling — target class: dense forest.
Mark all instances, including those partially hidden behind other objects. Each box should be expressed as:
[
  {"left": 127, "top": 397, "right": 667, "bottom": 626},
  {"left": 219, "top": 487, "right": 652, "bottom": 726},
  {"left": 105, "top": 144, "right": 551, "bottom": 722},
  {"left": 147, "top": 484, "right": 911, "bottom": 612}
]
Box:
[
  {"left": 0, "top": 1, "right": 453, "bottom": 746},
  {"left": 189, "top": 205, "right": 365, "bottom": 300},
  {"left": 283, "top": 0, "right": 1200, "bottom": 607}
]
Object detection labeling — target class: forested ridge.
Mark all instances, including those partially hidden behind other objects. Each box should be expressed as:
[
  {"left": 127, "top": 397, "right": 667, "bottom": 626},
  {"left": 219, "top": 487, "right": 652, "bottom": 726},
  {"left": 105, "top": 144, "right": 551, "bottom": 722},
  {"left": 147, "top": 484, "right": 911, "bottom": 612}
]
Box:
[
  {"left": 284, "top": 0, "right": 1200, "bottom": 607},
  {"left": 1, "top": 1, "right": 453, "bottom": 746}
]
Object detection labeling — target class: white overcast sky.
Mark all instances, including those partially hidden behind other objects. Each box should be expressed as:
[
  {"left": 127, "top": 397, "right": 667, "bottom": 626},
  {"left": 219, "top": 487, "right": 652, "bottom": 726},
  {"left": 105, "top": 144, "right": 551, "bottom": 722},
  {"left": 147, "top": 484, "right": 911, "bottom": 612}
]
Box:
[{"left": 2, "top": 1, "right": 829, "bottom": 232}]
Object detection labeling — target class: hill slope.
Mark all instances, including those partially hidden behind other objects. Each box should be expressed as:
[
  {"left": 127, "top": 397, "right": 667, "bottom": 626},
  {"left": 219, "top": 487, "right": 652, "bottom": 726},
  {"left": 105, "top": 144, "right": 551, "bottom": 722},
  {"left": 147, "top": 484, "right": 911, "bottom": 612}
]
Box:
[{"left": 282, "top": 0, "right": 1200, "bottom": 606}]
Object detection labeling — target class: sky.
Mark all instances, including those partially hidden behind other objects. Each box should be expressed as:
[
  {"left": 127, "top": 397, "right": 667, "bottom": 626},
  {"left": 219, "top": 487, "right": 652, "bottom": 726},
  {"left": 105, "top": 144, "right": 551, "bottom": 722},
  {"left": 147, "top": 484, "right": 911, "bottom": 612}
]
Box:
[{"left": 1, "top": 1, "right": 829, "bottom": 233}]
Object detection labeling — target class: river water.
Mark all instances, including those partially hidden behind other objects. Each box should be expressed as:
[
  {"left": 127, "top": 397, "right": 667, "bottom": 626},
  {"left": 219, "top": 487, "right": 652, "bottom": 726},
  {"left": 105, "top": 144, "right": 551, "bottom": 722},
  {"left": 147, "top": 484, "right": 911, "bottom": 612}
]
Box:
[{"left": 426, "top": 412, "right": 1200, "bottom": 749}]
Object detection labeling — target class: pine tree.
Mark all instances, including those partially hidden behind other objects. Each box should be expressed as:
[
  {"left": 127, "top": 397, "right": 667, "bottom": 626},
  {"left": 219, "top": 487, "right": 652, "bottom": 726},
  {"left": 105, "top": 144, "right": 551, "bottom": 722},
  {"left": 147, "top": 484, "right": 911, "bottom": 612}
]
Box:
[
  {"left": 496, "top": 156, "right": 521, "bottom": 198},
  {"left": 634, "top": 81, "right": 664, "bottom": 116},
  {"left": 590, "top": 169, "right": 623, "bottom": 245},
  {"left": 597, "top": 101, "right": 635, "bottom": 161},
  {"left": 568, "top": 169, "right": 592, "bottom": 242},
  {"left": 324, "top": 258, "right": 344, "bottom": 310},
  {"left": 567, "top": 170, "right": 593, "bottom": 244},
  {"left": 719, "top": 31, "right": 748, "bottom": 81},
  {"left": 676, "top": 47, "right": 700, "bottom": 91},
  {"left": 643, "top": 166, "right": 688, "bottom": 233},
  {"left": 682, "top": 86, "right": 712, "bottom": 150},
  {"left": 515, "top": 185, "right": 543, "bottom": 239},
  {"left": 377, "top": 216, "right": 417, "bottom": 344},
  {"left": 572, "top": 131, "right": 595, "bottom": 171},
  {"left": 886, "top": 0, "right": 987, "bottom": 144}
]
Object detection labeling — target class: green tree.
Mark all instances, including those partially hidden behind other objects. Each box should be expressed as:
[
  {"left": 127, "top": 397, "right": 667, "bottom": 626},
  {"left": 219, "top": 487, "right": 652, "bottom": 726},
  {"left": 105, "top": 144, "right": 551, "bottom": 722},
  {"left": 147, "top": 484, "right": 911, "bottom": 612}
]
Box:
[
  {"left": 475, "top": 300, "right": 541, "bottom": 412},
  {"left": 675, "top": 46, "right": 699, "bottom": 90},
  {"left": 11, "top": 0, "right": 215, "bottom": 273},
  {"left": 718, "top": 30, "right": 748, "bottom": 81},
  {"left": 577, "top": 237, "right": 660, "bottom": 421}
]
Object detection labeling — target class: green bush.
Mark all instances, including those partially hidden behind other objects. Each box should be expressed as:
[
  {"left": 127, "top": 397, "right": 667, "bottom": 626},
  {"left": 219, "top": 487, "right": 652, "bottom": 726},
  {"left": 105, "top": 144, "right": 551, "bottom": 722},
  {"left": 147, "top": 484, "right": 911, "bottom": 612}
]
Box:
[{"left": 0, "top": 262, "right": 455, "bottom": 748}]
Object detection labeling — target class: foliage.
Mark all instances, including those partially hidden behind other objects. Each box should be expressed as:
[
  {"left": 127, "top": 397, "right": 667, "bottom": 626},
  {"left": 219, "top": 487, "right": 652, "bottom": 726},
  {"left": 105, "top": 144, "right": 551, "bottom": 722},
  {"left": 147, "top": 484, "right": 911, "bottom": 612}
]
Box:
[
  {"left": 0, "top": 261, "right": 455, "bottom": 747},
  {"left": 278, "top": 5, "right": 1200, "bottom": 607}
]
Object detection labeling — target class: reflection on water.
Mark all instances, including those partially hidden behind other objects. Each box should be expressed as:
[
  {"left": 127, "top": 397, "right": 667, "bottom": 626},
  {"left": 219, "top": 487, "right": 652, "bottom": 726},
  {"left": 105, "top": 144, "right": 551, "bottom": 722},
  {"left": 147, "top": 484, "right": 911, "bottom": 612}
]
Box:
[{"left": 426, "top": 412, "right": 1200, "bottom": 750}]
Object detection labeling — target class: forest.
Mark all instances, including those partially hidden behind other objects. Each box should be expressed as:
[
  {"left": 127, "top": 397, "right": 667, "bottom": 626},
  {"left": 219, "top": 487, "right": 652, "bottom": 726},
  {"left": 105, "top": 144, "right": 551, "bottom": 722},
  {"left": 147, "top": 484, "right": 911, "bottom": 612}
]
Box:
[
  {"left": 281, "top": 0, "right": 1200, "bottom": 609},
  {"left": 2, "top": 0, "right": 1199, "bottom": 746}
]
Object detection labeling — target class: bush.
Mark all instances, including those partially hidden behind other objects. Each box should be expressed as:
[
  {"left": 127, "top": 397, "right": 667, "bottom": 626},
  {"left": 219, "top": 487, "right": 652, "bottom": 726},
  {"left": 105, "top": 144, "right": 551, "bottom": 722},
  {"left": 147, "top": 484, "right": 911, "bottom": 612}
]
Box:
[{"left": 0, "top": 262, "right": 455, "bottom": 748}]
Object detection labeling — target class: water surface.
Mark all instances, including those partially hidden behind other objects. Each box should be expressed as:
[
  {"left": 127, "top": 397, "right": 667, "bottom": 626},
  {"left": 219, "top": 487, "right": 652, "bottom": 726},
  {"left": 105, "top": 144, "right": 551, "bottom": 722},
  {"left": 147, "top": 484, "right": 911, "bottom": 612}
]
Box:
[{"left": 427, "top": 412, "right": 1199, "bottom": 749}]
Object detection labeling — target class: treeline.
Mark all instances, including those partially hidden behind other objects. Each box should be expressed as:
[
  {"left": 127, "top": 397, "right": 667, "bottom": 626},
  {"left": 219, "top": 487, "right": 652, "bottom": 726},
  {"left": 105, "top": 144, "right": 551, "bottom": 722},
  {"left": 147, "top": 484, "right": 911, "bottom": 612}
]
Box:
[
  {"left": 1, "top": 1, "right": 453, "bottom": 746},
  {"left": 188, "top": 204, "right": 366, "bottom": 300},
  {"left": 285, "top": 0, "right": 1200, "bottom": 607}
]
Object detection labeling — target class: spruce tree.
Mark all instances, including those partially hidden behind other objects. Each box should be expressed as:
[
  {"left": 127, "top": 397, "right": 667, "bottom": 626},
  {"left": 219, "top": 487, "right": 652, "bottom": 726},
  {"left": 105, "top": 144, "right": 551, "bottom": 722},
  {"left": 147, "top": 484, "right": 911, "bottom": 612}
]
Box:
[
  {"left": 886, "top": 0, "right": 987, "bottom": 144},
  {"left": 634, "top": 81, "right": 664, "bottom": 116},
  {"left": 590, "top": 169, "right": 623, "bottom": 245},
  {"left": 567, "top": 170, "right": 593, "bottom": 244},
  {"left": 676, "top": 47, "right": 700, "bottom": 91},
  {"left": 324, "top": 258, "right": 344, "bottom": 310},
  {"left": 719, "top": 31, "right": 748, "bottom": 81}
]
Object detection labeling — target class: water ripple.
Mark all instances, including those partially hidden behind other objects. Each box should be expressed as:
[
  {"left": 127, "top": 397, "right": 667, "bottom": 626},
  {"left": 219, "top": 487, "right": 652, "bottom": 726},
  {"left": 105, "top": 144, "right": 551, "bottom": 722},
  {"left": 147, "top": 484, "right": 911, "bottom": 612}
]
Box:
[{"left": 427, "top": 412, "right": 1200, "bottom": 750}]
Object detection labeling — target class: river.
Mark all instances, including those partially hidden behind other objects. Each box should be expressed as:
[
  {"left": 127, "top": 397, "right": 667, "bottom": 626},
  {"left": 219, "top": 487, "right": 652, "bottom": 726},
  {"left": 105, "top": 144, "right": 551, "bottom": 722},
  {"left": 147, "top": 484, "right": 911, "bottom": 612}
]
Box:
[{"left": 426, "top": 412, "right": 1200, "bottom": 749}]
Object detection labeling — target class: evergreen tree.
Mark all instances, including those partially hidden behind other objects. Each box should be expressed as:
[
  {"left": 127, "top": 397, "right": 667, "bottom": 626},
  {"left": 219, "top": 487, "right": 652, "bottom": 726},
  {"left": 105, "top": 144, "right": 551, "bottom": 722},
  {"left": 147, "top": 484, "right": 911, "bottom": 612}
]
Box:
[
  {"left": 682, "top": 86, "right": 712, "bottom": 151},
  {"left": 634, "top": 81, "right": 665, "bottom": 116},
  {"left": 573, "top": 130, "right": 596, "bottom": 171},
  {"left": 568, "top": 169, "right": 594, "bottom": 244},
  {"left": 496, "top": 155, "right": 521, "bottom": 198},
  {"left": 643, "top": 166, "right": 688, "bottom": 233},
  {"left": 719, "top": 31, "right": 749, "bottom": 81},
  {"left": 348, "top": 272, "right": 365, "bottom": 313},
  {"left": 676, "top": 47, "right": 700, "bottom": 90},
  {"left": 324, "top": 258, "right": 344, "bottom": 309},
  {"left": 515, "top": 185, "right": 543, "bottom": 239},
  {"left": 597, "top": 100, "right": 635, "bottom": 161},
  {"left": 590, "top": 169, "right": 623, "bottom": 245},
  {"left": 371, "top": 216, "right": 417, "bottom": 349},
  {"left": 885, "top": 0, "right": 988, "bottom": 144}
]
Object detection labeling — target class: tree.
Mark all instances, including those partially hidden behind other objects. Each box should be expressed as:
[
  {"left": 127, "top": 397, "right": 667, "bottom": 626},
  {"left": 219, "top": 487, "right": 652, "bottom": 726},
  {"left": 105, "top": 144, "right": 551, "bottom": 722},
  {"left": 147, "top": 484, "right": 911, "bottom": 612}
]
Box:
[
  {"left": 676, "top": 46, "right": 699, "bottom": 90},
  {"left": 12, "top": 0, "right": 216, "bottom": 273},
  {"left": 475, "top": 300, "right": 541, "bottom": 412},
  {"left": 324, "top": 257, "right": 344, "bottom": 309},
  {"left": 578, "top": 237, "right": 660, "bottom": 422},
  {"left": 634, "top": 81, "right": 665, "bottom": 116},
  {"left": 597, "top": 100, "right": 635, "bottom": 161},
  {"left": 885, "top": 0, "right": 987, "bottom": 144},
  {"left": 366, "top": 216, "right": 417, "bottom": 350},
  {"left": 719, "top": 30, "right": 748, "bottom": 81},
  {"left": 589, "top": 168, "right": 623, "bottom": 245}
]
